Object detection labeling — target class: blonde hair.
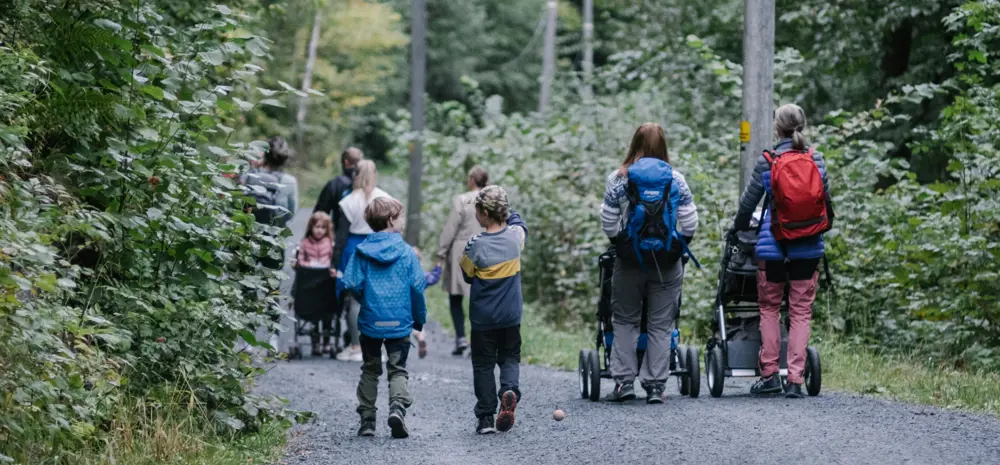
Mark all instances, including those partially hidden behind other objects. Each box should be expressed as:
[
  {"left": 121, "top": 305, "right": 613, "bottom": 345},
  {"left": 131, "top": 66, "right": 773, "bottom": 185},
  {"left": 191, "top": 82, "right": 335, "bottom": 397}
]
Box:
[
  {"left": 305, "top": 211, "right": 333, "bottom": 240},
  {"left": 365, "top": 197, "right": 404, "bottom": 232},
  {"left": 619, "top": 123, "right": 669, "bottom": 176},
  {"left": 774, "top": 103, "right": 808, "bottom": 151},
  {"left": 353, "top": 160, "right": 377, "bottom": 200}
]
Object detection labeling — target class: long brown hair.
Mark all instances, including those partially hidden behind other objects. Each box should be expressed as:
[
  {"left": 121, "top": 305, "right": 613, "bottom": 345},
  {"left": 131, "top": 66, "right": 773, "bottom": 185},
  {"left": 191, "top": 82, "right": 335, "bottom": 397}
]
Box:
[
  {"left": 618, "top": 122, "right": 670, "bottom": 176},
  {"left": 305, "top": 212, "right": 333, "bottom": 240}
]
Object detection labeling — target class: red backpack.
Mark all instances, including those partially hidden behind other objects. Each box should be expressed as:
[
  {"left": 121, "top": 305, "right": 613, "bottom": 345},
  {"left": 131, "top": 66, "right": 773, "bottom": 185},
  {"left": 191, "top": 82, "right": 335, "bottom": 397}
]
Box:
[{"left": 763, "top": 147, "right": 830, "bottom": 241}]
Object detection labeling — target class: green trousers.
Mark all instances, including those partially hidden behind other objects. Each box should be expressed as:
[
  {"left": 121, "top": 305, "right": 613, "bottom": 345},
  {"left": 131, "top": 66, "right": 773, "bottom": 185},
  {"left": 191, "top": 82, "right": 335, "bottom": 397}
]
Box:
[{"left": 356, "top": 334, "right": 412, "bottom": 421}]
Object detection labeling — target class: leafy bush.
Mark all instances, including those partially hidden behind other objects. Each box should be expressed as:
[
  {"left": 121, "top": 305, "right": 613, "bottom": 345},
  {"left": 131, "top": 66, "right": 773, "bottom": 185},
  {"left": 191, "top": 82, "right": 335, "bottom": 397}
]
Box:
[
  {"left": 0, "top": 1, "right": 302, "bottom": 462},
  {"left": 383, "top": 1, "right": 1000, "bottom": 371}
]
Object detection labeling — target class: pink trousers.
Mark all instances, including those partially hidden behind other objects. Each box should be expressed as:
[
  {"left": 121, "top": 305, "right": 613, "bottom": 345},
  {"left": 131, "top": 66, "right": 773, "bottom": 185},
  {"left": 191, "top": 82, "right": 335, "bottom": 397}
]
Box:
[{"left": 757, "top": 270, "right": 818, "bottom": 384}]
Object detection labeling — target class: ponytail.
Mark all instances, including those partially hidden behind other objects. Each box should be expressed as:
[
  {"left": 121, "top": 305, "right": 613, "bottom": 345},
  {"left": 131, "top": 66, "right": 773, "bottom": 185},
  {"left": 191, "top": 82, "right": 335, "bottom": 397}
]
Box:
[
  {"left": 775, "top": 104, "right": 808, "bottom": 150},
  {"left": 791, "top": 129, "right": 807, "bottom": 151}
]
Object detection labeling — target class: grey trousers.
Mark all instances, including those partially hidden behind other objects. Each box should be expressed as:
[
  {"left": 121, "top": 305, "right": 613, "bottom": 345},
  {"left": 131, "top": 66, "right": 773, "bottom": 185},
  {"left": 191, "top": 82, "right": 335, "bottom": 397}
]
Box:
[
  {"left": 609, "top": 257, "right": 683, "bottom": 384},
  {"left": 346, "top": 296, "right": 361, "bottom": 347}
]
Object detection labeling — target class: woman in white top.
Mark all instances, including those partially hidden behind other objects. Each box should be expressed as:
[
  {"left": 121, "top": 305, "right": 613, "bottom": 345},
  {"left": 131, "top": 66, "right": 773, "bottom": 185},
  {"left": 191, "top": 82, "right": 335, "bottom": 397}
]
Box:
[{"left": 335, "top": 159, "right": 394, "bottom": 361}]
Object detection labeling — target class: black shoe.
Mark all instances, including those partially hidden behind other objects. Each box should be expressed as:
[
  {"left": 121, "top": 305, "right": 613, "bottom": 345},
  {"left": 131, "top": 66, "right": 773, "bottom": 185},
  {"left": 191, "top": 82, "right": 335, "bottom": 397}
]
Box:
[
  {"left": 452, "top": 337, "right": 468, "bottom": 356},
  {"left": 750, "top": 374, "right": 783, "bottom": 396},
  {"left": 784, "top": 382, "right": 805, "bottom": 399},
  {"left": 495, "top": 391, "right": 518, "bottom": 432},
  {"left": 388, "top": 408, "right": 409, "bottom": 438},
  {"left": 357, "top": 419, "right": 376, "bottom": 437},
  {"left": 645, "top": 384, "right": 665, "bottom": 404},
  {"left": 476, "top": 415, "right": 497, "bottom": 434},
  {"left": 605, "top": 381, "right": 636, "bottom": 402}
]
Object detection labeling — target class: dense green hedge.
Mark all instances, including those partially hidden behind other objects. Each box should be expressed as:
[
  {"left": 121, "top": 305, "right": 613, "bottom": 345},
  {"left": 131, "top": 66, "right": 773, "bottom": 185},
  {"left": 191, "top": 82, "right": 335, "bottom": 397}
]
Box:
[{"left": 0, "top": 1, "right": 302, "bottom": 462}]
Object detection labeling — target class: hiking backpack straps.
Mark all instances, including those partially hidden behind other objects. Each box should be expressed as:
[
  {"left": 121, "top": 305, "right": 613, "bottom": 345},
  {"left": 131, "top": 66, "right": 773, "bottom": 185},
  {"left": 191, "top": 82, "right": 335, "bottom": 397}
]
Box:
[
  {"left": 244, "top": 169, "right": 292, "bottom": 228},
  {"left": 763, "top": 147, "right": 830, "bottom": 241},
  {"left": 615, "top": 158, "right": 700, "bottom": 271}
]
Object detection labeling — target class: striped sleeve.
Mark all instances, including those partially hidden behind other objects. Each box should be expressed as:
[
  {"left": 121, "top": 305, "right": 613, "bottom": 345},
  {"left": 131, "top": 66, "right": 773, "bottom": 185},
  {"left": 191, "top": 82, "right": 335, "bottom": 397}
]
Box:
[
  {"left": 600, "top": 170, "right": 626, "bottom": 238},
  {"left": 673, "top": 171, "right": 699, "bottom": 237}
]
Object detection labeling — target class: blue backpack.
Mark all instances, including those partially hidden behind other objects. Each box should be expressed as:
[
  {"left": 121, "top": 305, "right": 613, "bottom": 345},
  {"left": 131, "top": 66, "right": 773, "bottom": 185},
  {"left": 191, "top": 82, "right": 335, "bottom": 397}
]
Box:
[{"left": 615, "top": 158, "right": 699, "bottom": 270}]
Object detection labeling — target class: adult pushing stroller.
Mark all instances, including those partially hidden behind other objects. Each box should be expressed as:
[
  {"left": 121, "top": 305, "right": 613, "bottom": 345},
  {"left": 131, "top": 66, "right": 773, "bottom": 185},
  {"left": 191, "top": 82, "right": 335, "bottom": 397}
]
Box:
[
  {"left": 577, "top": 247, "right": 700, "bottom": 401},
  {"left": 288, "top": 246, "right": 340, "bottom": 359},
  {"left": 703, "top": 221, "right": 823, "bottom": 397}
]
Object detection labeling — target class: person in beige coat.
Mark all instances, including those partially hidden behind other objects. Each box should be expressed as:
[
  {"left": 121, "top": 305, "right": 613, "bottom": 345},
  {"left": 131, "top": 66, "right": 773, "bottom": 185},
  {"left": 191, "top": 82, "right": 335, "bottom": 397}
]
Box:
[{"left": 435, "top": 167, "right": 489, "bottom": 355}]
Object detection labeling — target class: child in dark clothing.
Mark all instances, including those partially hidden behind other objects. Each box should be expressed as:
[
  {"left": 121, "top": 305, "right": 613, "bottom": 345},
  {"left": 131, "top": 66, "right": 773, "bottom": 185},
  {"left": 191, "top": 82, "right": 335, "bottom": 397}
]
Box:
[
  {"left": 459, "top": 185, "right": 527, "bottom": 434},
  {"left": 341, "top": 198, "right": 427, "bottom": 439}
]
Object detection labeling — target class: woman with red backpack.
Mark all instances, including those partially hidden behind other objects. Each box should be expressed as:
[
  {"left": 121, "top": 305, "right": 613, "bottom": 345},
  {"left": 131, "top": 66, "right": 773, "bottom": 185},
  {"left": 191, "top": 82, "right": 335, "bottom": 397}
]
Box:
[{"left": 732, "top": 103, "right": 832, "bottom": 399}]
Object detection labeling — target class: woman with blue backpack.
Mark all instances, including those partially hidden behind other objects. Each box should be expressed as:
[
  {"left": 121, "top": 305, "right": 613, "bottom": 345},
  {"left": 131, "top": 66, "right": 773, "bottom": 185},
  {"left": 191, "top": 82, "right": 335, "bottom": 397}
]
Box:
[
  {"left": 600, "top": 123, "right": 699, "bottom": 403},
  {"left": 732, "top": 103, "right": 832, "bottom": 399}
]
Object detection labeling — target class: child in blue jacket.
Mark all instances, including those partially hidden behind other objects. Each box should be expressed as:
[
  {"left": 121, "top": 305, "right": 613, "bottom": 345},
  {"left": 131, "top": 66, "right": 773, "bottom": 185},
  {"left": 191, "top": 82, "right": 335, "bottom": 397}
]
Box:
[{"left": 342, "top": 197, "right": 426, "bottom": 439}]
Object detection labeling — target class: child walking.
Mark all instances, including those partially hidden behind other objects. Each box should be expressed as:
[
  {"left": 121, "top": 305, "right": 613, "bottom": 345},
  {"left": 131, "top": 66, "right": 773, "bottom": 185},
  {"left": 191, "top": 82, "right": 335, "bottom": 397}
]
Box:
[
  {"left": 341, "top": 198, "right": 427, "bottom": 438},
  {"left": 460, "top": 185, "right": 528, "bottom": 434}
]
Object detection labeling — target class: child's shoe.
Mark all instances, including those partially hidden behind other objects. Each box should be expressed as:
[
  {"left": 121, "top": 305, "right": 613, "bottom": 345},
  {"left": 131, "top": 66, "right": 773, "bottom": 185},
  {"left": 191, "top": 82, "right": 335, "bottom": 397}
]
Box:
[
  {"left": 336, "top": 346, "right": 362, "bottom": 362},
  {"left": 476, "top": 415, "right": 496, "bottom": 435},
  {"left": 605, "top": 381, "right": 636, "bottom": 402},
  {"left": 495, "top": 390, "right": 518, "bottom": 432},
  {"left": 750, "top": 374, "right": 783, "bottom": 396},
  {"left": 784, "top": 382, "right": 805, "bottom": 399},
  {"left": 644, "top": 383, "right": 665, "bottom": 404},
  {"left": 357, "top": 419, "right": 376, "bottom": 437},
  {"left": 387, "top": 408, "right": 409, "bottom": 439}
]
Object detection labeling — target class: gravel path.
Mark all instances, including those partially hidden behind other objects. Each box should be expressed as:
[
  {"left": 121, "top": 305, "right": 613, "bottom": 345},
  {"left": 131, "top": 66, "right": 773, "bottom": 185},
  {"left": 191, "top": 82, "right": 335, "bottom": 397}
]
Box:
[{"left": 259, "top": 211, "right": 1000, "bottom": 465}]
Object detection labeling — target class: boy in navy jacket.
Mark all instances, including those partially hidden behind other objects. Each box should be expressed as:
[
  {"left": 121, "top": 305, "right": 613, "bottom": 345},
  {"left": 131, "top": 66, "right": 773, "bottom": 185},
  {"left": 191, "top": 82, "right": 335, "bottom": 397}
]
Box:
[
  {"left": 342, "top": 198, "right": 426, "bottom": 439},
  {"left": 460, "top": 186, "right": 528, "bottom": 434}
]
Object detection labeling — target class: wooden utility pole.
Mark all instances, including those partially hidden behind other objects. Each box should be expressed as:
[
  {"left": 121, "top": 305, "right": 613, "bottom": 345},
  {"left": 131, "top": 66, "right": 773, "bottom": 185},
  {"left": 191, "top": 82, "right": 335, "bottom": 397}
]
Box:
[
  {"left": 581, "top": 0, "right": 593, "bottom": 98},
  {"left": 538, "top": 0, "right": 558, "bottom": 113},
  {"left": 405, "top": 0, "right": 426, "bottom": 246},
  {"left": 738, "top": 0, "right": 775, "bottom": 192}
]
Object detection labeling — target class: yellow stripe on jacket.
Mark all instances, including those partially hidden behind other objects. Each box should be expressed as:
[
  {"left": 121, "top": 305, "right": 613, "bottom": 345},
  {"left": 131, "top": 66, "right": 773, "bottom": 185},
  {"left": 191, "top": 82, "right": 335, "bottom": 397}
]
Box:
[{"left": 460, "top": 255, "right": 521, "bottom": 280}]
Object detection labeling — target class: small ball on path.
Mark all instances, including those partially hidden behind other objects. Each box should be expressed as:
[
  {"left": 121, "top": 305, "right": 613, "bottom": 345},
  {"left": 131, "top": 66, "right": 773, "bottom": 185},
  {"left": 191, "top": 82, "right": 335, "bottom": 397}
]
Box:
[{"left": 553, "top": 409, "right": 566, "bottom": 421}]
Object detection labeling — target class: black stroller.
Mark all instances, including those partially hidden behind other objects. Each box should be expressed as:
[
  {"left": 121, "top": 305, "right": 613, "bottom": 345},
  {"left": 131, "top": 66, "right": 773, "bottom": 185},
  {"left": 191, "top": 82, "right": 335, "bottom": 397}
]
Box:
[
  {"left": 703, "top": 229, "right": 822, "bottom": 397},
  {"left": 288, "top": 250, "right": 339, "bottom": 360},
  {"left": 578, "top": 247, "right": 700, "bottom": 401}
]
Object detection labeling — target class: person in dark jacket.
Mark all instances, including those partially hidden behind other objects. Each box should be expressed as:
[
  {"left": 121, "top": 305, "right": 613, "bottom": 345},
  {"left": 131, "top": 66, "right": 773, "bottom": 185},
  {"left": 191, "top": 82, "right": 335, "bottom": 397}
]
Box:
[
  {"left": 460, "top": 186, "right": 527, "bottom": 435},
  {"left": 732, "top": 103, "right": 830, "bottom": 399},
  {"left": 341, "top": 197, "right": 426, "bottom": 439},
  {"left": 314, "top": 147, "right": 364, "bottom": 269}
]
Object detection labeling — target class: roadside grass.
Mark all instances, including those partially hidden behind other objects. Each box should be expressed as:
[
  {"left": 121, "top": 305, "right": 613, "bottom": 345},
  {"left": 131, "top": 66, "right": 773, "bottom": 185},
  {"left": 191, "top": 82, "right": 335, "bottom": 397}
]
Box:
[
  {"left": 70, "top": 396, "right": 287, "bottom": 465},
  {"left": 426, "top": 288, "right": 1000, "bottom": 417}
]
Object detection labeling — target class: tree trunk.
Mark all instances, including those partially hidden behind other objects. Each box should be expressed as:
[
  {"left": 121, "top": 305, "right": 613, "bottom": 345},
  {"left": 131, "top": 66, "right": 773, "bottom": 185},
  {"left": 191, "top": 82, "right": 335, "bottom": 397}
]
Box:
[{"left": 296, "top": 3, "right": 322, "bottom": 164}]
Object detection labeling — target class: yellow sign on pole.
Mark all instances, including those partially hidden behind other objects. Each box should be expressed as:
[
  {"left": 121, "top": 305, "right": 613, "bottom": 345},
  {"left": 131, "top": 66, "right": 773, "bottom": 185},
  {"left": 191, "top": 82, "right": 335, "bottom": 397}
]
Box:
[{"left": 739, "top": 120, "right": 751, "bottom": 143}]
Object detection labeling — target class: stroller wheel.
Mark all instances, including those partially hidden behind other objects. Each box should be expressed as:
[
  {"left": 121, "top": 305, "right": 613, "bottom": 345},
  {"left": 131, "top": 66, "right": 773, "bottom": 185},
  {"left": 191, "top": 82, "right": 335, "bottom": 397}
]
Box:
[
  {"left": 805, "top": 346, "right": 822, "bottom": 396},
  {"left": 578, "top": 350, "right": 591, "bottom": 399},
  {"left": 707, "top": 346, "right": 724, "bottom": 398},
  {"left": 687, "top": 346, "right": 701, "bottom": 398},
  {"left": 677, "top": 346, "right": 690, "bottom": 396},
  {"left": 587, "top": 350, "right": 601, "bottom": 402}
]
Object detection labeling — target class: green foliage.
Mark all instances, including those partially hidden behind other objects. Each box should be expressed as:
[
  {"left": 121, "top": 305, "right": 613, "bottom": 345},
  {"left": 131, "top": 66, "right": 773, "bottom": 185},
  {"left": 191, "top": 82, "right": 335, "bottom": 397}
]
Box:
[
  {"left": 0, "top": 1, "right": 302, "bottom": 463},
  {"left": 383, "top": 0, "right": 1000, "bottom": 372}
]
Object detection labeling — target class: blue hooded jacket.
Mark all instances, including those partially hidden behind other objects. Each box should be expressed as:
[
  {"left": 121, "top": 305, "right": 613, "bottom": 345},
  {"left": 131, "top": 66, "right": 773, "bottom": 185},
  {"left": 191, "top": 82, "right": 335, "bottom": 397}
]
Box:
[{"left": 342, "top": 232, "right": 427, "bottom": 339}]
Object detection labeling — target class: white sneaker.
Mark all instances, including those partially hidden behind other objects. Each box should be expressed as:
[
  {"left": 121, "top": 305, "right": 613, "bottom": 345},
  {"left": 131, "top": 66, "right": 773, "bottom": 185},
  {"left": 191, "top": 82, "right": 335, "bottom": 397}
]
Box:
[
  {"left": 381, "top": 347, "right": 388, "bottom": 363},
  {"left": 268, "top": 334, "right": 280, "bottom": 354},
  {"left": 338, "top": 346, "right": 363, "bottom": 362}
]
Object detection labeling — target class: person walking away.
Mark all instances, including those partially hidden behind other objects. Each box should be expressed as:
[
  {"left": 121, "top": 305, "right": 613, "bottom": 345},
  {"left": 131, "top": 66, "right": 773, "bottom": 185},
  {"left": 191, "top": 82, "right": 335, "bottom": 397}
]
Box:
[
  {"left": 342, "top": 198, "right": 426, "bottom": 438},
  {"left": 242, "top": 137, "right": 298, "bottom": 353},
  {"left": 732, "top": 103, "right": 832, "bottom": 399},
  {"left": 599, "top": 123, "right": 699, "bottom": 403},
  {"left": 313, "top": 147, "right": 364, "bottom": 352},
  {"left": 336, "top": 160, "right": 393, "bottom": 362},
  {"left": 293, "top": 212, "right": 336, "bottom": 355},
  {"left": 435, "top": 166, "right": 489, "bottom": 355},
  {"left": 460, "top": 186, "right": 528, "bottom": 434}
]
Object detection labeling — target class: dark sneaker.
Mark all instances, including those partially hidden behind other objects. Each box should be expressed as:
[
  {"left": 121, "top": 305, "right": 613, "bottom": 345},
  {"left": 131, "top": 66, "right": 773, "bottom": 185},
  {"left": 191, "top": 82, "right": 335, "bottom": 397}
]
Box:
[
  {"left": 452, "top": 337, "right": 469, "bottom": 356},
  {"left": 495, "top": 391, "right": 518, "bottom": 432},
  {"left": 605, "top": 381, "right": 636, "bottom": 402},
  {"left": 311, "top": 343, "right": 322, "bottom": 357},
  {"left": 645, "top": 384, "right": 665, "bottom": 404},
  {"left": 750, "top": 374, "right": 783, "bottom": 396},
  {"left": 357, "top": 419, "right": 376, "bottom": 437},
  {"left": 784, "top": 382, "right": 805, "bottom": 399},
  {"left": 388, "top": 408, "right": 409, "bottom": 438},
  {"left": 476, "top": 415, "right": 497, "bottom": 435}
]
